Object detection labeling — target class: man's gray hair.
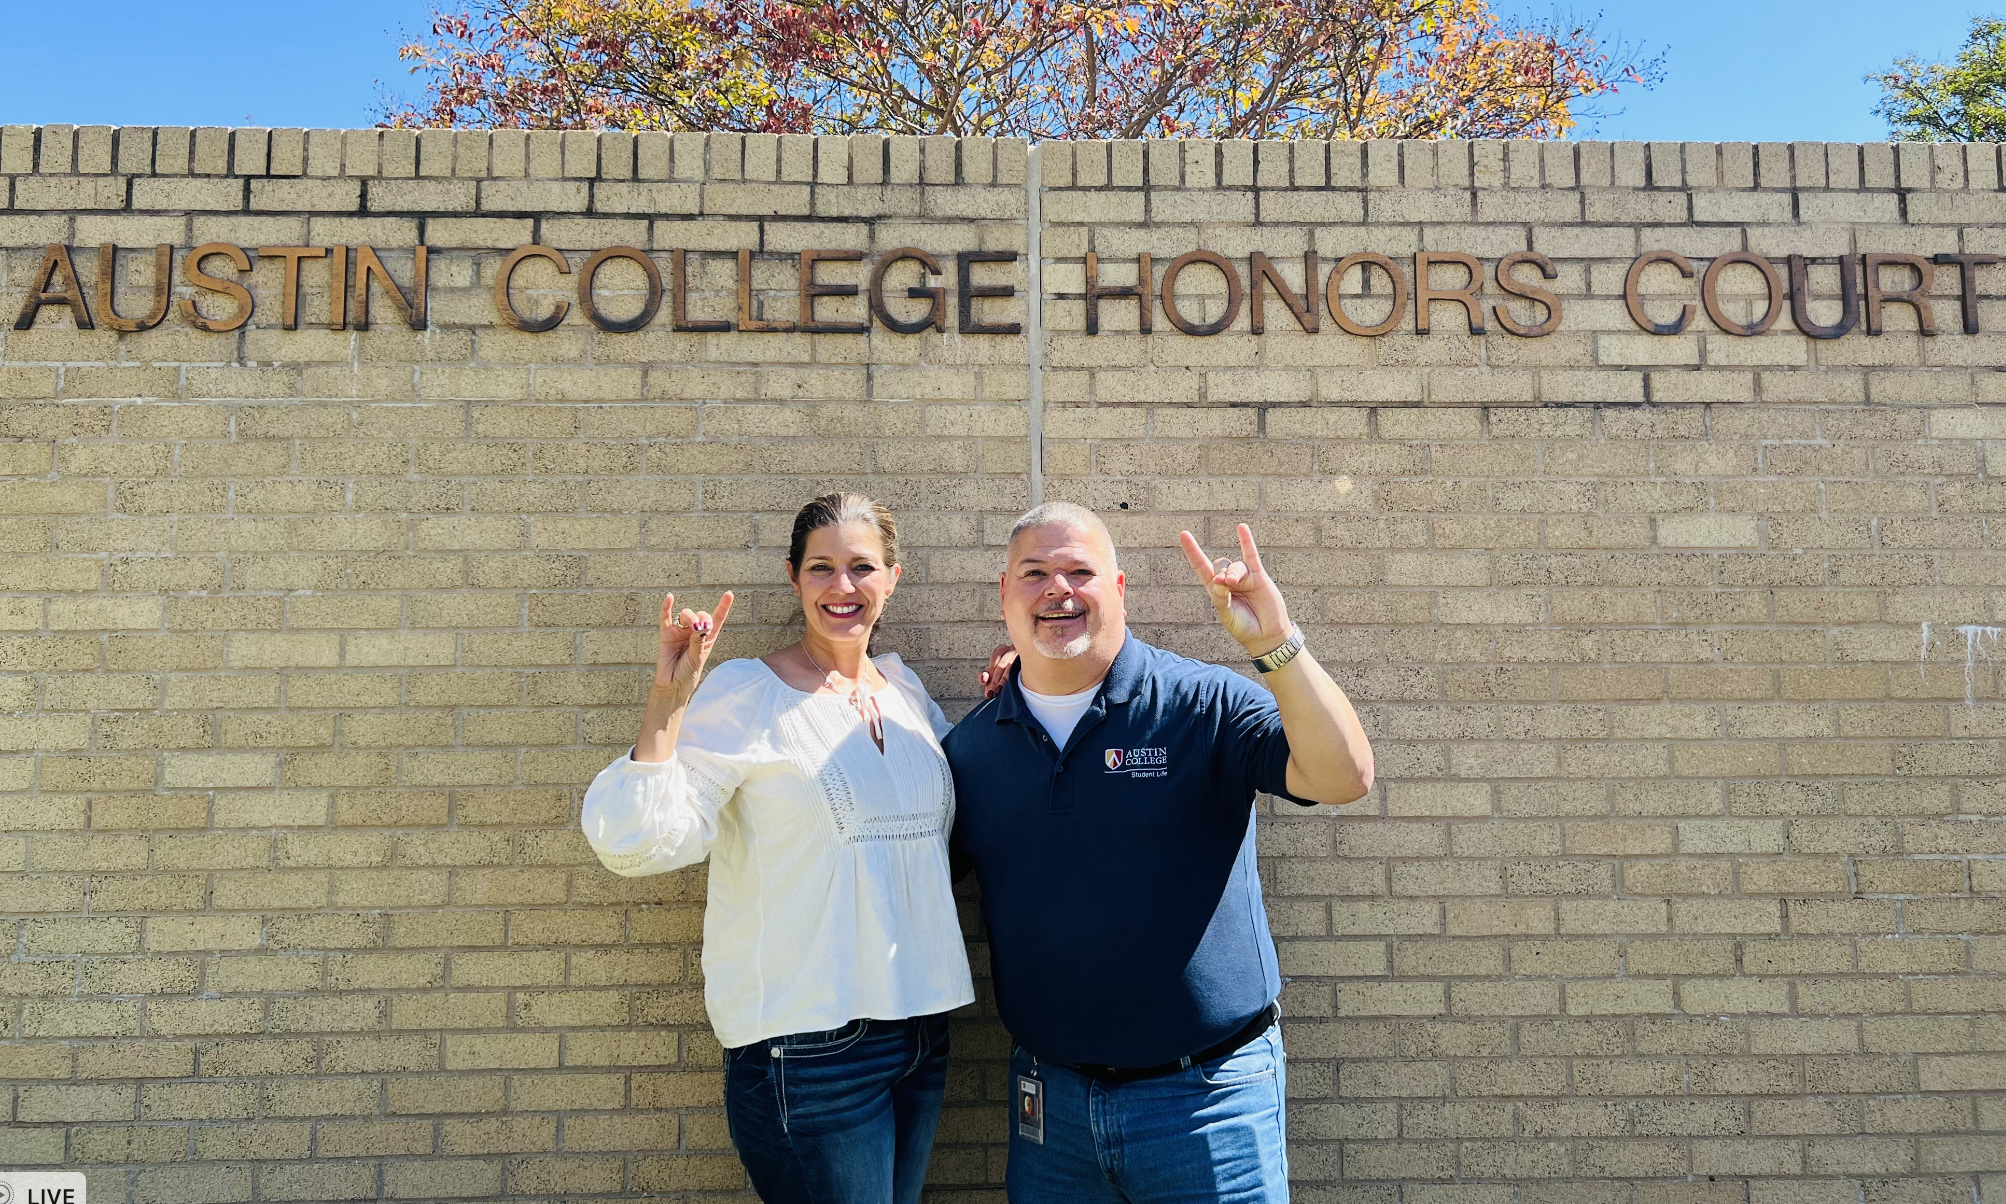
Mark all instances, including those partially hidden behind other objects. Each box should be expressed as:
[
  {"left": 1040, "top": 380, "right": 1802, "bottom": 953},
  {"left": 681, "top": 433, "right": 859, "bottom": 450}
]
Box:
[{"left": 1008, "top": 502, "right": 1119, "bottom": 570}]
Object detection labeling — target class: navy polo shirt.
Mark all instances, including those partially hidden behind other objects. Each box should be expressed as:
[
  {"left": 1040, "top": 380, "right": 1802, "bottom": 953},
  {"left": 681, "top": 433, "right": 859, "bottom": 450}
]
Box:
[{"left": 945, "top": 632, "right": 1314, "bottom": 1068}]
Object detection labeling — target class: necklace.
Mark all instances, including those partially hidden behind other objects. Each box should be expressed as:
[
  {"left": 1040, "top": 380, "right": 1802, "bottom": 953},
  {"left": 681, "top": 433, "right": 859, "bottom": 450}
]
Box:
[{"left": 802, "top": 643, "right": 885, "bottom": 752}]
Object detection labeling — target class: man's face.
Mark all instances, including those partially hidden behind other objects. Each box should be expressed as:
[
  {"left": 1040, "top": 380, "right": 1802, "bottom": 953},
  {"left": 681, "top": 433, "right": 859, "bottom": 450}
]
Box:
[{"left": 1002, "top": 521, "right": 1127, "bottom": 668}]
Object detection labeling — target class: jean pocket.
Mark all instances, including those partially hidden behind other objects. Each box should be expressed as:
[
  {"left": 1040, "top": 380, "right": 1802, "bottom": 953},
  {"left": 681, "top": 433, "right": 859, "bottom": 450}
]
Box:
[
  {"left": 772, "top": 1018, "right": 871, "bottom": 1058},
  {"left": 1196, "top": 1026, "right": 1279, "bottom": 1087}
]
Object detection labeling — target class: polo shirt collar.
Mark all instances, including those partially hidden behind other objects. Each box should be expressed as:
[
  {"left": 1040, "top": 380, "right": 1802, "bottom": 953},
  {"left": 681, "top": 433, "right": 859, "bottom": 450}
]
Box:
[
  {"left": 994, "top": 629, "right": 1144, "bottom": 723},
  {"left": 1101, "top": 630, "right": 1147, "bottom": 704}
]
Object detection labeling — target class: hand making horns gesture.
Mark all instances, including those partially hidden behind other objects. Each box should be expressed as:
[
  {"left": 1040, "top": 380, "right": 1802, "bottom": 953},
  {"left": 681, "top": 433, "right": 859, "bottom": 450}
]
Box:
[
  {"left": 651, "top": 591, "right": 735, "bottom": 714},
  {"left": 1178, "top": 523, "right": 1293, "bottom": 657}
]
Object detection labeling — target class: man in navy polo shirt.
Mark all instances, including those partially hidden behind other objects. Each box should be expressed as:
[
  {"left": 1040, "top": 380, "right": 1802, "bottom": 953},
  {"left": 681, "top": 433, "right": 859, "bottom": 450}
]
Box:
[{"left": 947, "top": 502, "right": 1375, "bottom": 1203}]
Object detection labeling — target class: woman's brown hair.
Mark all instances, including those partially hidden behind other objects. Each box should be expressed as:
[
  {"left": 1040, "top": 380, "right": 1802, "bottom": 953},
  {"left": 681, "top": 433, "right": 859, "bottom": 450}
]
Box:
[{"left": 786, "top": 493, "right": 900, "bottom": 573}]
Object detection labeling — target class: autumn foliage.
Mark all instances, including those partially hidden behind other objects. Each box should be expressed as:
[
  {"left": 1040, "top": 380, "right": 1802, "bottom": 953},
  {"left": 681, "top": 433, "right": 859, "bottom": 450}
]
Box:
[{"left": 386, "top": 0, "right": 1658, "bottom": 140}]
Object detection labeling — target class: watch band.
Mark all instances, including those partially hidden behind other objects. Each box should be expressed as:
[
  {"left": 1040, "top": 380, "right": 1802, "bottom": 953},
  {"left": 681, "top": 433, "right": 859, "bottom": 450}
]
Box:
[{"left": 1252, "top": 626, "right": 1305, "bottom": 674}]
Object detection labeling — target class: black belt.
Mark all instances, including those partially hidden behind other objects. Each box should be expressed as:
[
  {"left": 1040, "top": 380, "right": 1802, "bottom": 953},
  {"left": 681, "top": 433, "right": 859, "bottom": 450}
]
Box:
[{"left": 1057, "top": 1003, "right": 1280, "bottom": 1084}]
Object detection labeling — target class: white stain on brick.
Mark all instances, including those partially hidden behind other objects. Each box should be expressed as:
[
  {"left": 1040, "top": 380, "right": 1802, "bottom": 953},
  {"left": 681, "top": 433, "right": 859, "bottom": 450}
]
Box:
[{"left": 1959, "top": 624, "right": 2001, "bottom": 706}]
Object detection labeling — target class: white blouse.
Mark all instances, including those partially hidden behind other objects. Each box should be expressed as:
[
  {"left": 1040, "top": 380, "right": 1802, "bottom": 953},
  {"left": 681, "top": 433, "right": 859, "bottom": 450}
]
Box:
[{"left": 580, "top": 653, "right": 975, "bottom": 1049}]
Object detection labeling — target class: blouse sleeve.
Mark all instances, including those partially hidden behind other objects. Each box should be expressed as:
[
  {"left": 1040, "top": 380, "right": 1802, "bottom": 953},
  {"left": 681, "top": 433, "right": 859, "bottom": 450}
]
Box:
[
  {"left": 876, "top": 653, "right": 953, "bottom": 741},
  {"left": 580, "top": 660, "right": 765, "bottom": 877}
]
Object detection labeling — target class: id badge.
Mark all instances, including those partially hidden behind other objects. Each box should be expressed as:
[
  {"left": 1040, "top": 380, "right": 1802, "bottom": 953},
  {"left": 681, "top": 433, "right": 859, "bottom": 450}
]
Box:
[{"left": 1016, "top": 1074, "right": 1045, "bottom": 1144}]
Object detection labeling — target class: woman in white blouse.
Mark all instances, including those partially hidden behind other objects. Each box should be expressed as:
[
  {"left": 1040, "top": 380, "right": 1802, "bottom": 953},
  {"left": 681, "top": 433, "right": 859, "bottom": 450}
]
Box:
[{"left": 580, "top": 493, "right": 973, "bottom": 1204}]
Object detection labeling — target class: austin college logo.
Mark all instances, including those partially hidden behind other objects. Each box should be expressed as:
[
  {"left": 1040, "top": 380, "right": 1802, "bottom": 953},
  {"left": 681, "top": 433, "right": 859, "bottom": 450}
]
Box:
[{"left": 1104, "top": 747, "right": 1169, "bottom": 777}]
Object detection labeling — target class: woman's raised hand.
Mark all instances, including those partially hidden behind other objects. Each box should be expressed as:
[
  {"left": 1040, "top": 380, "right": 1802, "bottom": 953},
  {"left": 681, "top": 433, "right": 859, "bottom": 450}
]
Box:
[{"left": 652, "top": 591, "right": 734, "bottom": 714}]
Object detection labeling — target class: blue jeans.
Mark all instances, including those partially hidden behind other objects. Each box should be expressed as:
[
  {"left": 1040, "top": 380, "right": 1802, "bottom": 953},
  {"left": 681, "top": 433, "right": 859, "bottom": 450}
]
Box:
[
  {"left": 1007, "top": 1023, "right": 1289, "bottom": 1204},
  {"left": 724, "top": 1013, "right": 950, "bottom": 1204}
]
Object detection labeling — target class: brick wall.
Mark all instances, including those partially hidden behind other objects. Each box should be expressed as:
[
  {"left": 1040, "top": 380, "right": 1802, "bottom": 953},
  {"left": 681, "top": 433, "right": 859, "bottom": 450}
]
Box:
[{"left": 1, "top": 125, "right": 2003, "bottom": 1204}]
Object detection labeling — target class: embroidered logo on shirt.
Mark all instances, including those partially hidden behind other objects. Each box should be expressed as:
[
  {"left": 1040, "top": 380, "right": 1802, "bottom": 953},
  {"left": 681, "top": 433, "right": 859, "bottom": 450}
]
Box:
[{"left": 1104, "top": 747, "right": 1168, "bottom": 777}]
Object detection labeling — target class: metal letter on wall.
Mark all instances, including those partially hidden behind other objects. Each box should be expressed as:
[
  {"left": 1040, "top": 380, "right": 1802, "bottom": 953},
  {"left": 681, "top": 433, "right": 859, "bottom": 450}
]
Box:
[
  {"left": 957, "top": 251, "right": 1022, "bottom": 335},
  {"left": 495, "top": 245, "right": 571, "bottom": 333},
  {"left": 1493, "top": 251, "right": 1562, "bottom": 338},
  {"left": 737, "top": 248, "right": 795, "bottom": 333},
  {"left": 1249, "top": 251, "right": 1319, "bottom": 336},
  {"left": 798, "top": 250, "right": 867, "bottom": 334},
  {"left": 1787, "top": 255, "right": 1859, "bottom": 340},
  {"left": 1624, "top": 251, "right": 1695, "bottom": 336},
  {"left": 1700, "top": 252, "right": 1785, "bottom": 337},
  {"left": 178, "top": 243, "right": 255, "bottom": 333},
  {"left": 1160, "top": 250, "right": 1242, "bottom": 337},
  {"left": 1414, "top": 251, "right": 1485, "bottom": 335},
  {"left": 256, "top": 246, "right": 329, "bottom": 331},
  {"left": 1934, "top": 252, "right": 2000, "bottom": 335},
  {"left": 95, "top": 244, "right": 172, "bottom": 333},
  {"left": 352, "top": 246, "right": 429, "bottom": 331},
  {"left": 670, "top": 249, "right": 730, "bottom": 333},
  {"left": 1083, "top": 251, "right": 1152, "bottom": 336},
  {"left": 1325, "top": 252, "right": 1407, "bottom": 337},
  {"left": 577, "top": 246, "right": 664, "bottom": 334},
  {"left": 1864, "top": 253, "right": 1938, "bottom": 336},
  {"left": 869, "top": 248, "right": 947, "bottom": 335},
  {"left": 14, "top": 244, "right": 94, "bottom": 330}
]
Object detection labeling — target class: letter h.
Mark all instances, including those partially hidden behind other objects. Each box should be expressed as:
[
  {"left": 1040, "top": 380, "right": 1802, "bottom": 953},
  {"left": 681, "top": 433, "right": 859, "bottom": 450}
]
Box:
[{"left": 1085, "top": 251, "right": 1152, "bottom": 335}]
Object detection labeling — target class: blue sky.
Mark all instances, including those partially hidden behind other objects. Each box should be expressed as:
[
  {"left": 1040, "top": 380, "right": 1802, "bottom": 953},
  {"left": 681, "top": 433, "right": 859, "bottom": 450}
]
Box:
[
  {"left": 1532, "top": 0, "right": 1999, "bottom": 142},
  {"left": 0, "top": 0, "right": 1993, "bottom": 141}
]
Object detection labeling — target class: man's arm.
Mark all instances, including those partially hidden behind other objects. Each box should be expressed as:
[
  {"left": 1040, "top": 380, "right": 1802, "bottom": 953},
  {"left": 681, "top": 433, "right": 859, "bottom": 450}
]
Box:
[{"left": 1180, "top": 524, "right": 1374, "bottom": 806}]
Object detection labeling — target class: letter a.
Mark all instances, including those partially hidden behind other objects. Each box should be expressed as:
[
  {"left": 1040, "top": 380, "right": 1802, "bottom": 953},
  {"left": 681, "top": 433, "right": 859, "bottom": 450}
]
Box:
[{"left": 13, "top": 243, "right": 93, "bottom": 330}]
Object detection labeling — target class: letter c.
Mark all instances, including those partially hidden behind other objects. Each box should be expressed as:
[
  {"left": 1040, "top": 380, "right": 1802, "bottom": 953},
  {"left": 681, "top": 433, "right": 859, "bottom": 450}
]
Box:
[
  {"left": 1624, "top": 250, "right": 1695, "bottom": 335},
  {"left": 495, "top": 245, "right": 571, "bottom": 332}
]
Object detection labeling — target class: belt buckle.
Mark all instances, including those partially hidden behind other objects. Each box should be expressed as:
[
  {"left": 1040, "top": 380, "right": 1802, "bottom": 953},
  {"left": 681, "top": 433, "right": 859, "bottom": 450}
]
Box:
[{"left": 1077, "top": 1061, "right": 1146, "bottom": 1083}]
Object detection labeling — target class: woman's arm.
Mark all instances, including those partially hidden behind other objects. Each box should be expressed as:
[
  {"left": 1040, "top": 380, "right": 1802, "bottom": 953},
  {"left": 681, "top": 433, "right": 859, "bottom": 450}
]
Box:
[
  {"left": 634, "top": 591, "right": 732, "bottom": 763},
  {"left": 580, "top": 591, "right": 740, "bottom": 877},
  {"left": 581, "top": 752, "right": 735, "bottom": 877}
]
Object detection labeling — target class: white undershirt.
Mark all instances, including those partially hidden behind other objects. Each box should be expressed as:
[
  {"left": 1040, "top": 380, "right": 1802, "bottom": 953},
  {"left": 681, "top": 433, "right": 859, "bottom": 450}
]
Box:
[{"left": 1020, "top": 682, "right": 1101, "bottom": 749}]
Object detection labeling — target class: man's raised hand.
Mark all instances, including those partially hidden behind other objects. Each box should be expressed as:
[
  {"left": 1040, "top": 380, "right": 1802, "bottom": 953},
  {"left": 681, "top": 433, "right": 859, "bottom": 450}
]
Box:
[
  {"left": 652, "top": 591, "right": 733, "bottom": 713},
  {"left": 1178, "top": 524, "right": 1293, "bottom": 657}
]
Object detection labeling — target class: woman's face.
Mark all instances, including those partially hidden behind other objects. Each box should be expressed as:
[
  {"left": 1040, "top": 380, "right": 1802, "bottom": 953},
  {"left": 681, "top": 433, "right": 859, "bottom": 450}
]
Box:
[{"left": 790, "top": 521, "right": 899, "bottom": 643}]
